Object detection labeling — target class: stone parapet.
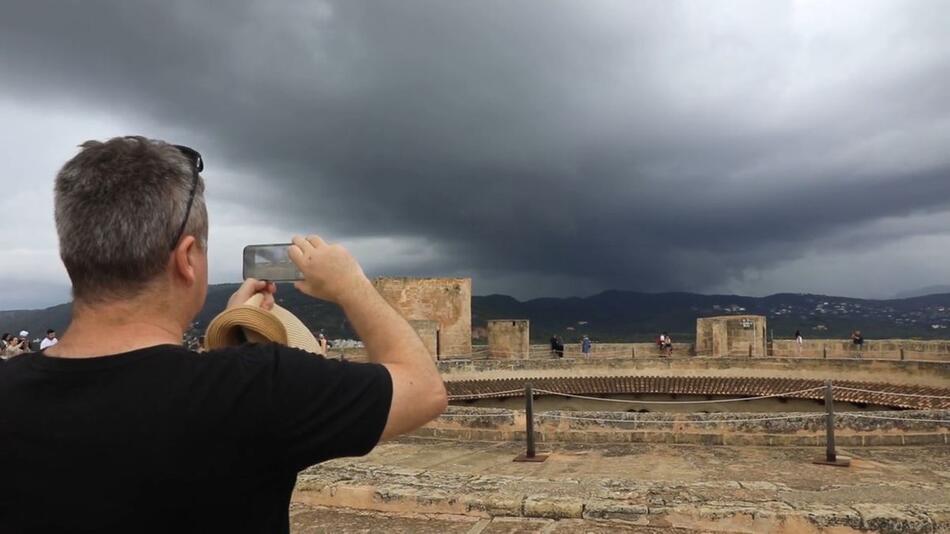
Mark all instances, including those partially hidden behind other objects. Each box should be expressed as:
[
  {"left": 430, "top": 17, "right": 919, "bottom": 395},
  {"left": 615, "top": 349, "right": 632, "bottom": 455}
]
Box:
[
  {"left": 438, "top": 356, "right": 950, "bottom": 388},
  {"left": 771, "top": 338, "right": 950, "bottom": 361},
  {"left": 424, "top": 406, "right": 950, "bottom": 447}
]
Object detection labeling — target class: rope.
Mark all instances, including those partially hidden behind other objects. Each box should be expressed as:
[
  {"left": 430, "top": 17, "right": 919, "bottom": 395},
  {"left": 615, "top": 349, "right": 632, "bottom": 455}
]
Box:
[
  {"left": 532, "top": 386, "right": 824, "bottom": 405},
  {"left": 448, "top": 389, "right": 525, "bottom": 400},
  {"left": 832, "top": 386, "right": 950, "bottom": 400},
  {"left": 836, "top": 413, "right": 950, "bottom": 424},
  {"left": 437, "top": 413, "right": 517, "bottom": 419},
  {"left": 536, "top": 412, "right": 825, "bottom": 424}
]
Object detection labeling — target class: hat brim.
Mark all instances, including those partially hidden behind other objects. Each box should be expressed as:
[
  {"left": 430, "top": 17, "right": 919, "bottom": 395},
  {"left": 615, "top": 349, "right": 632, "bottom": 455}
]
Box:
[{"left": 204, "top": 294, "right": 320, "bottom": 354}]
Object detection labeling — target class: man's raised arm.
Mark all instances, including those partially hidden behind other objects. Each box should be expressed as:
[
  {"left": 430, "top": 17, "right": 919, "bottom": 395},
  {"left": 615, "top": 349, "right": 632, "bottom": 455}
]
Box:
[{"left": 289, "top": 235, "right": 448, "bottom": 440}]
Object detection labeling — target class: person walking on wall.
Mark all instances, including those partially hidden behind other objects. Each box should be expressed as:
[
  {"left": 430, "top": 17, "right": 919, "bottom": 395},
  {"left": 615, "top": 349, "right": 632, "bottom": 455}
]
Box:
[
  {"left": 851, "top": 330, "right": 864, "bottom": 358},
  {"left": 661, "top": 332, "right": 673, "bottom": 357},
  {"left": 581, "top": 335, "right": 592, "bottom": 358},
  {"left": 794, "top": 330, "right": 803, "bottom": 356},
  {"left": 550, "top": 335, "right": 558, "bottom": 358},
  {"left": 555, "top": 336, "right": 564, "bottom": 358}
]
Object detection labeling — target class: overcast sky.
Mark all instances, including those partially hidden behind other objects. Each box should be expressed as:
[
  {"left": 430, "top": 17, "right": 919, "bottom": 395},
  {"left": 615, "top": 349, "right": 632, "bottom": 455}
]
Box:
[{"left": 1, "top": 0, "right": 949, "bottom": 310}]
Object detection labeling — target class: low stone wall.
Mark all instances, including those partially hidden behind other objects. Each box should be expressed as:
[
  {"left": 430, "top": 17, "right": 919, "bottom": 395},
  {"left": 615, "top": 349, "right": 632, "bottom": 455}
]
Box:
[
  {"left": 771, "top": 339, "right": 950, "bottom": 361},
  {"left": 438, "top": 356, "right": 950, "bottom": 389},
  {"left": 422, "top": 406, "right": 950, "bottom": 446},
  {"left": 524, "top": 343, "right": 693, "bottom": 359}
]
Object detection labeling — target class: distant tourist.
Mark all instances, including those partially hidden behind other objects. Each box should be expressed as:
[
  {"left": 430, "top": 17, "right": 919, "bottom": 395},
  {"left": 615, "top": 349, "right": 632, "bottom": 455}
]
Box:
[
  {"left": 40, "top": 329, "right": 59, "bottom": 350},
  {"left": 794, "top": 330, "right": 803, "bottom": 355},
  {"left": 17, "top": 330, "right": 31, "bottom": 353},
  {"left": 581, "top": 335, "right": 592, "bottom": 358},
  {"left": 659, "top": 332, "right": 673, "bottom": 357},
  {"left": 555, "top": 335, "right": 564, "bottom": 358},
  {"left": 851, "top": 330, "right": 864, "bottom": 357},
  {"left": 2, "top": 336, "right": 29, "bottom": 359},
  {"left": 316, "top": 331, "right": 328, "bottom": 356}
]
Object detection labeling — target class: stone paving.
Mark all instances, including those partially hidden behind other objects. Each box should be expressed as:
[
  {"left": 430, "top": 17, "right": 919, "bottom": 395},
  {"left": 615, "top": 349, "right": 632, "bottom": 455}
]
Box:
[
  {"left": 290, "top": 503, "right": 699, "bottom": 533},
  {"left": 293, "top": 437, "right": 950, "bottom": 533}
]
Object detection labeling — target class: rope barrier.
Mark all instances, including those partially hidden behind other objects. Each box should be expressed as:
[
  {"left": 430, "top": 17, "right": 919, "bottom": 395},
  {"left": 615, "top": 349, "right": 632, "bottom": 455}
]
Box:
[
  {"left": 448, "top": 389, "right": 525, "bottom": 400},
  {"left": 532, "top": 386, "right": 824, "bottom": 405},
  {"left": 536, "top": 412, "right": 826, "bottom": 424},
  {"left": 437, "top": 412, "right": 517, "bottom": 419},
  {"left": 832, "top": 386, "right": 950, "bottom": 400},
  {"left": 836, "top": 413, "right": 950, "bottom": 424},
  {"left": 437, "top": 411, "right": 950, "bottom": 424}
]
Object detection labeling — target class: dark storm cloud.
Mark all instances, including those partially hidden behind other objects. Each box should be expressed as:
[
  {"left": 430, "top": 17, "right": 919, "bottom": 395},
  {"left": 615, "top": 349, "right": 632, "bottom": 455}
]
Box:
[{"left": 2, "top": 1, "right": 949, "bottom": 297}]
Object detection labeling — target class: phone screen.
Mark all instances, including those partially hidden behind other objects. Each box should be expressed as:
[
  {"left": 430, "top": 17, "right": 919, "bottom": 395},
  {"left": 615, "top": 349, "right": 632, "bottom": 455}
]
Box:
[{"left": 242, "top": 244, "right": 304, "bottom": 281}]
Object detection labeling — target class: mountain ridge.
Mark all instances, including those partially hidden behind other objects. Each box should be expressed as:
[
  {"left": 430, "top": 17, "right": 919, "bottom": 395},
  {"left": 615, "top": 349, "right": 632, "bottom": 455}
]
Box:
[{"left": 5, "top": 285, "right": 950, "bottom": 343}]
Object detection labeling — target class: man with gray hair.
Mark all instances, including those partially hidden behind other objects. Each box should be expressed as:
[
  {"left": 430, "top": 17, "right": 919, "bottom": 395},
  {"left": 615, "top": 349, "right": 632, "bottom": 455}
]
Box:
[{"left": 0, "top": 136, "right": 447, "bottom": 533}]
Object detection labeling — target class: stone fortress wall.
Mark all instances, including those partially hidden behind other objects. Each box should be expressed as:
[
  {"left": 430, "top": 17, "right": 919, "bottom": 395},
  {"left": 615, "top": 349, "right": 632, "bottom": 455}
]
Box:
[
  {"left": 486, "top": 320, "right": 530, "bottom": 359},
  {"left": 434, "top": 356, "right": 950, "bottom": 446},
  {"left": 372, "top": 277, "right": 471, "bottom": 358},
  {"left": 771, "top": 338, "right": 950, "bottom": 360}
]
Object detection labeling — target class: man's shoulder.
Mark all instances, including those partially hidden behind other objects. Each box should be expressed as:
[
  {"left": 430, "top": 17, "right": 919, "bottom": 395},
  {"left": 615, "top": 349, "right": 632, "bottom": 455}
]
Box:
[{"left": 201, "top": 343, "right": 356, "bottom": 373}]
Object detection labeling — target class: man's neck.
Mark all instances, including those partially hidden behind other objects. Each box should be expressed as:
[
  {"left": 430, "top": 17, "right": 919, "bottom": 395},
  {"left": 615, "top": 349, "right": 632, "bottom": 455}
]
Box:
[{"left": 45, "top": 298, "right": 187, "bottom": 359}]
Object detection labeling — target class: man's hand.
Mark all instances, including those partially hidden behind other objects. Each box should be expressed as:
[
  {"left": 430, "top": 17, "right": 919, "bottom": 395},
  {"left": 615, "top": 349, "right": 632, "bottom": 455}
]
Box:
[
  {"left": 227, "top": 278, "right": 277, "bottom": 310},
  {"left": 288, "top": 235, "right": 372, "bottom": 304}
]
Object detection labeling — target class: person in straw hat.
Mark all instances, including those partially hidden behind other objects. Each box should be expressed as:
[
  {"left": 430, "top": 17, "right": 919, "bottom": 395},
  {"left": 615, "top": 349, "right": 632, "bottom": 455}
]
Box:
[{"left": 0, "top": 136, "right": 447, "bottom": 533}]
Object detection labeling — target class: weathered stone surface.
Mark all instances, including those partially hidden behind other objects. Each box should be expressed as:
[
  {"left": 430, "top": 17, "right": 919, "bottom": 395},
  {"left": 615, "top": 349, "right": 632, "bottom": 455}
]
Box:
[
  {"left": 374, "top": 277, "right": 471, "bottom": 357},
  {"left": 488, "top": 320, "right": 530, "bottom": 359},
  {"left": 696, "top": 315, "right": 768, "bottom": 357},
  {"left": 852, "top": 503, "right": 934, "bottom": 534},
  {"left": 294, "top": 440, "right": 950, "bottom": 533},
  {"left": 522, "top": 496, "right": 584, "bottom": 519},
  {"left": 583, "top": 499, "right": 649, "bottom": 522}
]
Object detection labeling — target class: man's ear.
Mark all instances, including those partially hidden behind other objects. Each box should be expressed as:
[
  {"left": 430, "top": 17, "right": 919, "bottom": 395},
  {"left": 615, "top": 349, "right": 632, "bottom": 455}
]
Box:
[{"left": 173, "top": 236, "right": 199, "bottom": 285}]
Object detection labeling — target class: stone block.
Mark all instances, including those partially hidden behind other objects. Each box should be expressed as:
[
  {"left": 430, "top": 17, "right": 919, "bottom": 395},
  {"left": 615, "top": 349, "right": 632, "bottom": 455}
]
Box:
[
  {"left": 902, "top": 433, "right": 944, "bottom": 446},
  {"left": 583, "top": 499, "right": 649, "bottom": 522},
  {"left": 861, "top": 434, "right": 903, "bottom": 446},
  {"left": 523, "top": 496, "right": 584, "bottom": 519}
]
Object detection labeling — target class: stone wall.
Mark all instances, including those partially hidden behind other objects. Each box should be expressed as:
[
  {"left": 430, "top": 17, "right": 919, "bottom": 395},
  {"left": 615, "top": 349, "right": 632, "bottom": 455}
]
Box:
[
  {"left": 523, "top": 343, "right": 694, "bottom": 359},
  {"left": 420, "top": 406, "right": 950, "bottom": 446},
  {"left": 771, "top": 338, "right": 950, "bottom": 361},
  {"left": 696, "top": 315, "right": 767, "bottom": 357},
  {"left": 438, "top": 356, "right": 950, "bottom": 388},
  {"left": 487, "top": 320, "right": 530, "bottom": 359},
  {"left": 373, "top": 277, "right": 472, "bottom": 357},
  {"left": 409, "top": 320, "right": 440, "bottom": 361}
]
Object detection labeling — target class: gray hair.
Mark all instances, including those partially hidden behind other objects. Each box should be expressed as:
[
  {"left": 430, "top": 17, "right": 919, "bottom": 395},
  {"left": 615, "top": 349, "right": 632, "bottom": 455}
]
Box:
[{"left": 54, "top": 136, "right": 208, "bottom": 303}]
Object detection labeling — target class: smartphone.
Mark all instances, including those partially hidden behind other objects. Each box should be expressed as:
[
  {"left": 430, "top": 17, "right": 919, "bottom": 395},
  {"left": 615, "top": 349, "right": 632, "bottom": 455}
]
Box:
[{"left": 242, "top": 244, "right": 304, "bottom": 282}]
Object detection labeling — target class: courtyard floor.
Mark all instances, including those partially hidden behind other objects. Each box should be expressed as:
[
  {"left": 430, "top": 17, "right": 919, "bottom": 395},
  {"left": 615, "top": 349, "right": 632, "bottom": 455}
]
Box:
[{"left": 292, "top": 437, "right": 950, "bottom": 533}]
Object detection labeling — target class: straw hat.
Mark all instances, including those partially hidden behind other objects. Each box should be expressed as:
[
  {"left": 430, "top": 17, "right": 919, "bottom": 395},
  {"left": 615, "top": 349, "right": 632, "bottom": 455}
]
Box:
[{"left": 204, "top": 293, "right": 319, "bottom": 353}]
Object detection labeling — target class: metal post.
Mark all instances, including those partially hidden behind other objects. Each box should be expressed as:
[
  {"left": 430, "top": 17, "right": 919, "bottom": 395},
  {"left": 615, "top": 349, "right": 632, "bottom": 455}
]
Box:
[
  {"left": 748, "top": 344, "right": 753, "bottom": 358},
  {"left": 900, "top": 348, "right": 905, "bottom": 361},
  {"left": 824, "top": 381, "right": 835, "bottom": 462},
  {"left": 823, "top": 346, "right": 827, "bottom": 359},
  {"left": 814, "top": 380, "right": 850, "bottom": 466},
  {"left": 632, "top": 346, "right": 636, "bottom": 359},
  {"left": 514, "top": 382, "right": 547, "bottom": 462},
  {"left": 525, "top": 383, "right": 535, "bottom": 458}
]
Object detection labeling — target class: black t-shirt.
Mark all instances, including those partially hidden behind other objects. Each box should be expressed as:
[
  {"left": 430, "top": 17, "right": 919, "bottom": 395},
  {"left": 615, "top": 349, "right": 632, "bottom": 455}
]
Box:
[{"left": 0, "top": 343, "right": 393, "bottom": 533}]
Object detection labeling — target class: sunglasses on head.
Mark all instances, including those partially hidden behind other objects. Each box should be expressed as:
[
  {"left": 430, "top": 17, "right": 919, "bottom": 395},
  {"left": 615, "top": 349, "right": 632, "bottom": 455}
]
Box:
[{"left": 170, "top": 144, "right": 203, "bottom": 250}]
